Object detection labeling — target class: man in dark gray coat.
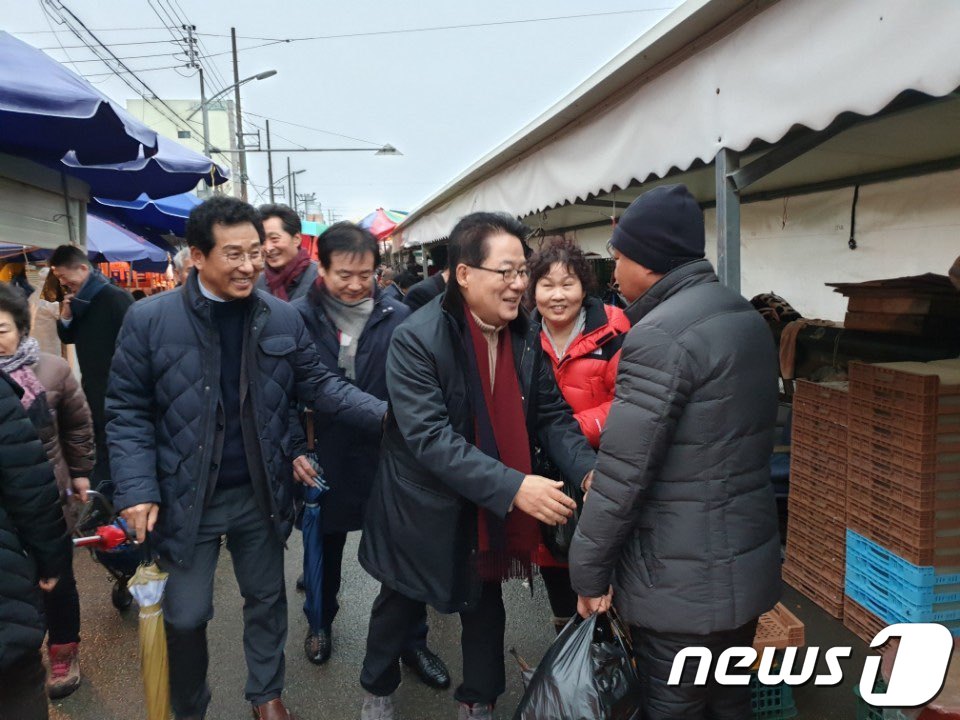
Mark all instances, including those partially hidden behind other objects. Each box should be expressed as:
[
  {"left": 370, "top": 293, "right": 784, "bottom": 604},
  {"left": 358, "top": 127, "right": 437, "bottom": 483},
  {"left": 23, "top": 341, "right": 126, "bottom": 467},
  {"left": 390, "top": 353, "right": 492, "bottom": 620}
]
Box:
[{"left": 569, "top": 184, "right": 781, "bottom": 720}]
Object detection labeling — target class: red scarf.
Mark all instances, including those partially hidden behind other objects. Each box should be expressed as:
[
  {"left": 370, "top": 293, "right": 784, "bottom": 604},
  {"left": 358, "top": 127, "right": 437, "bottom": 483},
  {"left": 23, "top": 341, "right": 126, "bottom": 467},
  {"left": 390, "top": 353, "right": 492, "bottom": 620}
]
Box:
[
  {"left": 264, "top": 247, "right": 312, "bottom": 301},
  {"left": 466, "top": 313, "right": 541, "bottom": 582}
]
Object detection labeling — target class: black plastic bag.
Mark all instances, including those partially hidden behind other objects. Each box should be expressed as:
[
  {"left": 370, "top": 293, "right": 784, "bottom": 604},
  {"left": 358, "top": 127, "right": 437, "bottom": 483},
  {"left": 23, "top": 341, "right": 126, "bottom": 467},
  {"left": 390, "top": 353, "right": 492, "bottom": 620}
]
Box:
[
  {"left": 512, "top": 612, "right": 641, "bottom": 720},
  {"left": 533, "top": 449, "right": 583, "bottom": 561}
]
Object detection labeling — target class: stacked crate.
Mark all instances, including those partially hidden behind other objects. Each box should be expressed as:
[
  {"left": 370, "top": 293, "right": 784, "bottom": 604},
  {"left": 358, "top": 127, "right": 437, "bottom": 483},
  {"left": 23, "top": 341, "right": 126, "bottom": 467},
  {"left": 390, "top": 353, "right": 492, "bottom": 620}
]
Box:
[
  {"left": 844, "top": 359, "right": 960, "bottom": 637},
  {"left": 782, "top": 380, "right": 849, "bottom": 619}
]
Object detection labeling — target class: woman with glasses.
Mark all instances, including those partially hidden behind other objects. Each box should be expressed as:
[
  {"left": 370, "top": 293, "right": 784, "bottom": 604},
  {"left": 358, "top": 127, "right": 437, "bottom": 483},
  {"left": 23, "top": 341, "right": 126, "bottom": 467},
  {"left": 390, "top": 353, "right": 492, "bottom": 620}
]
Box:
[
  {"left": 527, "top": 236, "right": 630, "bottom": 633},
  {"left": 0, "top": 282, "right": 94, "bottom": 700}
]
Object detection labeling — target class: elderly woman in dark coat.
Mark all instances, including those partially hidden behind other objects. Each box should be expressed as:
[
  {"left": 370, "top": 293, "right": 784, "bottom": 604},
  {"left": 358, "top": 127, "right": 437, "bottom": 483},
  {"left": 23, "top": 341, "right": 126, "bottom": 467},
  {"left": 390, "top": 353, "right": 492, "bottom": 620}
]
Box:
[{"left": 0, "top": 284, "right": 94, "bottom": 700}]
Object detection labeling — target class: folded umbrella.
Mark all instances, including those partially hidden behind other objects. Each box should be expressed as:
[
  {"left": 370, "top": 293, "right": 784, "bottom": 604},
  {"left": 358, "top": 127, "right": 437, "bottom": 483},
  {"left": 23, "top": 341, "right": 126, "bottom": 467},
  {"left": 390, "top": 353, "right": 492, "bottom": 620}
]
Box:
[
  {"left": 301, "top": 410, "right": 330, "bottom": 636},
  {"left": 128, "top": 563, "right": 171, "bottom": 720}
]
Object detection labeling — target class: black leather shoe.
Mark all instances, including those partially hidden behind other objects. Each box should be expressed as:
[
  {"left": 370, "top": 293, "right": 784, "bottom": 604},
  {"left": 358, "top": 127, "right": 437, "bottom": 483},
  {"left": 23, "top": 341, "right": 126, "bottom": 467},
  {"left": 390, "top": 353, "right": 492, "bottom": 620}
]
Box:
[
  {"left": 295, "top": 574, "right": 305, "bottom": 592},
  {"left": 401, "top": 646, "right": 450, "bottom": 689},
  {"left": 304, "top": 628, "right": 331, "bottom": 665}
]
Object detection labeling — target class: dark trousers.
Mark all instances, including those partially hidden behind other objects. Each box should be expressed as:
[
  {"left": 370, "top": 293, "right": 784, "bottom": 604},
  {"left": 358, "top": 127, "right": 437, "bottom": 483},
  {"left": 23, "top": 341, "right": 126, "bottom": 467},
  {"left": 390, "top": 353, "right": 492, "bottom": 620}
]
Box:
[
  {"left": 319, "top": 531, "right": 428, "bottom": 650},
  {"left": 631, "top": 618, "right": 760, "bottom": 720},
  {"left": 0, "top": 651, "right": 49, "bottom": 720},
  {"left": 43, "top": 555, "right": 80, "bottom": 646},
  {"left": 362, "top": 582, "right": 505, "bottom": 705},
  {"left": 160, "top": 485, "right": 286, "bottom": 718},
  {"left": 539, "top": 566, "right": 578, "bottom": 623}
]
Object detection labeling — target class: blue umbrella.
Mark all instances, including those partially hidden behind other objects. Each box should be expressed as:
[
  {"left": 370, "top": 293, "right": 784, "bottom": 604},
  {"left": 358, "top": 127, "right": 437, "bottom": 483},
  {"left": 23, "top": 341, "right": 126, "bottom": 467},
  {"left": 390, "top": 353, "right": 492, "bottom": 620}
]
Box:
[
  {"left": 60, "top": 135, "right": 230, "bottom": 201},
  {"left": 0, "top": 32, "right": 157, "bottom": 165},
  {"left": 93, "top": 193, "right": 202, "bottom": 236},
  {"left": 299, "top": 410, "right": 330, "bottom": 643},
  {"left": 87, "top": 215, "right": 170, "bottom": 264}
]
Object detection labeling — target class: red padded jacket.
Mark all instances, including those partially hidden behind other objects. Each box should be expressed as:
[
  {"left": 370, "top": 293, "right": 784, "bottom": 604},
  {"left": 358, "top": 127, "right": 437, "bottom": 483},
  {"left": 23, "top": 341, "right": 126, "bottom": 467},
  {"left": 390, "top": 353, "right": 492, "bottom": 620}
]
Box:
[{"left": 538, "top": 296, "right": 630, "bottom": 449}]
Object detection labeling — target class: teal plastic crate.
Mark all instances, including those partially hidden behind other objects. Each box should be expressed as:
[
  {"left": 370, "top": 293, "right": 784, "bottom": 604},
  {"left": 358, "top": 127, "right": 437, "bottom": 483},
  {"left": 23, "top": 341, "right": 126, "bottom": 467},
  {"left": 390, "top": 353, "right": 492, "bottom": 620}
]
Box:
[
  {"left": 855, "top": 678, "right": 911, "bottom": 720},
  {"left": 751, "top": 673, "right": 797, "bottom": 720}
]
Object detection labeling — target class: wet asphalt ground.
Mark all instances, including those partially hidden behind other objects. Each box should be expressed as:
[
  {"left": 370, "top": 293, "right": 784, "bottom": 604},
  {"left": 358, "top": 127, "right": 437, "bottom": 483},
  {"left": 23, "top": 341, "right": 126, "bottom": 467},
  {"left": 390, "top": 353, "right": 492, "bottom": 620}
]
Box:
[{"left": 49, "top": 534, "right": 869, "bottom": 720}]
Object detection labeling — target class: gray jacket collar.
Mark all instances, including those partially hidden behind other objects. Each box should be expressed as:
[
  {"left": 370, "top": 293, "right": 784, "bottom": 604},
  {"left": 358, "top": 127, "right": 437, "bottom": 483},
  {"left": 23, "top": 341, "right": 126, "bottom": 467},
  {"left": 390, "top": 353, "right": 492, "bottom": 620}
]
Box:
[{"left": 624, "top": 259, "right": 718, "bottom": 326}]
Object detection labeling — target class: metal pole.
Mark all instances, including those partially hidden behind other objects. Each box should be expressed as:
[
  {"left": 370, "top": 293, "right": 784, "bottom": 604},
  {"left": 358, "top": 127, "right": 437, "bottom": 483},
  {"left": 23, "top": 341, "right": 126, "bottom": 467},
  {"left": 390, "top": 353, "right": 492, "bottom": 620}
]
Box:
[
  {"left": 292, "top": 170, "right": 299, "bottom": 217},
  {"left": 287, "top": 157, "right": 292, "bottom": 206},
  {"left": 715, "top": 148, "right": 741, "bottom": 294},
  {"left": 231, "top": 28, "right": 248, "bottom": 202},
  {"left": 266, "top": 119, "right": 274, "bottom": 203},
  {"left": 199, "top": 67, "right": 212, "bottom": 198}
]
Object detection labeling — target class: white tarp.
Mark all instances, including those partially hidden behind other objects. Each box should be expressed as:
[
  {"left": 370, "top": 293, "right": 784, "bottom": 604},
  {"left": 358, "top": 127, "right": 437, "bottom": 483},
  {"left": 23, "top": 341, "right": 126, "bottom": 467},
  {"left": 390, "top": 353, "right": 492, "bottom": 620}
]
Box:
[{"left": 400, "top": 0, "right": 960, "bottom": 246}]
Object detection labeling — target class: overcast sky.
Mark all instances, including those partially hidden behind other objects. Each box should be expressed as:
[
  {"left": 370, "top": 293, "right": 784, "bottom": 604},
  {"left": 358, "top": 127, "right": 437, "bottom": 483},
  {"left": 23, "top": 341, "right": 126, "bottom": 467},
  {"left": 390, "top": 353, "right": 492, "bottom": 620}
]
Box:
[{"left": 4, "top": 1, "right": 680, "bottom": 220}]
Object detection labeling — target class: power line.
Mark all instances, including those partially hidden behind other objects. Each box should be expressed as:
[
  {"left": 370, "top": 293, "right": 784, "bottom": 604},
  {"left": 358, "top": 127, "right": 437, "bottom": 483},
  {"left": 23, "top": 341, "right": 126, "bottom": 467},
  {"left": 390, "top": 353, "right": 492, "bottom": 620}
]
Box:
[
  {"left": 194, "top": 9, "right": 678, "bottom": 43},
  {"left": 38, "top": 38, "right": 179, "bottom": 50},
  {"left": 17, "top": 26, "right": 169, "bottom": 33},
  {"left": 242, "top": 110, "right": 382, "bottom": 147}
]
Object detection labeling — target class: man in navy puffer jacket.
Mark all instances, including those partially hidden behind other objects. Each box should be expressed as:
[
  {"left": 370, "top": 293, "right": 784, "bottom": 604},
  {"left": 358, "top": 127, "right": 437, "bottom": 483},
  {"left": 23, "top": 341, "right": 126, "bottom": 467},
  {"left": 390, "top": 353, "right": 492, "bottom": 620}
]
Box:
[{"left": 106, "top": 197, "right": 386, "bottom": 720}]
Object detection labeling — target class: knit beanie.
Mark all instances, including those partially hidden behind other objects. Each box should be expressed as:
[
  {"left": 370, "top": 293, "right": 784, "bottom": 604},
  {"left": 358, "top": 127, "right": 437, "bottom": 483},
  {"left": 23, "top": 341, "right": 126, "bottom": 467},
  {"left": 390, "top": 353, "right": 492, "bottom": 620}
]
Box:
[{"left": 609, "top": 184, "right": 705, "bottom": 273}]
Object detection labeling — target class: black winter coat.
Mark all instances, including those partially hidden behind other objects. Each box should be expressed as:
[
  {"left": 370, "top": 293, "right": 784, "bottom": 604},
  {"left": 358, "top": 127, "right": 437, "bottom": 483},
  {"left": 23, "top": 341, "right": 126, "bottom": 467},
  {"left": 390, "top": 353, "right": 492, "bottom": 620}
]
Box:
[
  {"left": 293, "top": 285, "right": 411, "bottom": 533},
  {"left": 254, "top": 261, "right": 320, "bottom": 302},
  {"left": 0, "top": 372, "right": 69, "bottom": 671},
  {"left": 105, "top": 274, "right": 387, "bottom": 569},
  {"left": 402, "top": 272, "right": 445, "bottom": 312},
  {"left": 57, "top": 281, "right": 133, "bottom": 475},
  {"left": 359, "top": 292, "right": 596, "bottom": 613},
  {"left": 569, "top": 260, "right": 781, "bottom": 634}
]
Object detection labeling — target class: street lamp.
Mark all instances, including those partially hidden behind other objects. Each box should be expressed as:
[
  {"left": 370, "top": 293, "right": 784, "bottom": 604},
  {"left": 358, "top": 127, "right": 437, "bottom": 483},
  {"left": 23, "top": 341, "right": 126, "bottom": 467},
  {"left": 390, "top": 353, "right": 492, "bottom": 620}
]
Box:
[{"left": 188, "top": 68, "right": 277, "bottom": 197}]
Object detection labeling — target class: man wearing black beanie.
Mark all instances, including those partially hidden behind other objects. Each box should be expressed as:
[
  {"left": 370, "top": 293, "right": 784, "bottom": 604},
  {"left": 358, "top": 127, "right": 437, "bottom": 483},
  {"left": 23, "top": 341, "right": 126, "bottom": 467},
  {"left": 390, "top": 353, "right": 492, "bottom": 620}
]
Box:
[{"left": 569, "top": 184, "right": 782, "bottom": 719}]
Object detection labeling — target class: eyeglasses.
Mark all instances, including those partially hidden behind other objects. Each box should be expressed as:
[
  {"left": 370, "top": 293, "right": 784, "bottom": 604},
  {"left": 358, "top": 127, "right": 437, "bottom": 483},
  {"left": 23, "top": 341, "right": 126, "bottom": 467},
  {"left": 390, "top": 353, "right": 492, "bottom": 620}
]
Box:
[
  {"left": 222, "top": 249, "right": 264, "bottom": 266},
  {"left": 467, "top": 265, "right": 530, "bottom": 283}
]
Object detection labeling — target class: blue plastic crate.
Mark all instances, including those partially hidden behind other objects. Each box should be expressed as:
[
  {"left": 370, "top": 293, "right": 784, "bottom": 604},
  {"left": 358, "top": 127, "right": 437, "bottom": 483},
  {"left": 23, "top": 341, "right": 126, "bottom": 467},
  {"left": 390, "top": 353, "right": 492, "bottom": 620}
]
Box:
[
  {"left": 845, "top": 576, "right": 960, "bottom": 634},
  {"left": 846, "top": 550, "right": 960, "bottom": 607},
  {"left": 846, "top": 529, "right": 960, "bottom": 586}
]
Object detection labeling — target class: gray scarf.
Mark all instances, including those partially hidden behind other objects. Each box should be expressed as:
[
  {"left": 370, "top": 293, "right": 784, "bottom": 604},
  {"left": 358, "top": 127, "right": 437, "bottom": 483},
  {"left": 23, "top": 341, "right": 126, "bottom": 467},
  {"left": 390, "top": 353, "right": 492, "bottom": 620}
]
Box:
[
  {"left": 318, "top": 289, "right": 374, "bottom": 380},
  {"left": 542, "top": 307, "right": 586, "bottom": 360}
]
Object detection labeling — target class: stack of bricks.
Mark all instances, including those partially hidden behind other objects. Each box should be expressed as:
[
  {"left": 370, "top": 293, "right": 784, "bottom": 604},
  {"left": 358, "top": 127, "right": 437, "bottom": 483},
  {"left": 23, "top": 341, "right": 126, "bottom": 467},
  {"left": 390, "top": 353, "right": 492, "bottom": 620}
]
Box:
[
  {"left": 782, "top": 380, "right": 850, "bottom": 619},
  {"left": 843, "top": 359, "right": 960, "bottom": 638}
]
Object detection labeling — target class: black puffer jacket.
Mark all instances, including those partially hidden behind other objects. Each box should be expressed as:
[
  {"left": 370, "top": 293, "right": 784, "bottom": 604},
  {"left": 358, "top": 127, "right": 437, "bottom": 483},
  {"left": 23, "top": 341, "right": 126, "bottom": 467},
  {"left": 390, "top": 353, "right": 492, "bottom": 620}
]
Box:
[
  {"left": 106, "top": 274, "right": 387, "bottom": 569},
  {"left": 0, "top": 372, "right": 70, "bottom": 671},
  {"left": 569, "top": 260, "right": 781, "bottom": 634},
  {"left": 359, "top": 292, "right": 596, "bottom": 613}
]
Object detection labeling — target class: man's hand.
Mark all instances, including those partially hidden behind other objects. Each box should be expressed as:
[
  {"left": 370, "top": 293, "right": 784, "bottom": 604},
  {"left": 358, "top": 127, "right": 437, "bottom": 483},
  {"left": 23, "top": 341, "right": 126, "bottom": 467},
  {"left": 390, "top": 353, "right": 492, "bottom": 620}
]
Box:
[
  {"left": 293, "top": 455, "right": 320, "bottom": 487},
  {"left": 513, "top": 475, "right": 576, "bottom": 526},
  {"left": 581, "top": 470, "right": 595, "bottom": 500},
  {"left": 71, "top": 477, "right": 90, "bottom": 504},
  {"left": 61, "top": 293, "right": 74, "bottom": 320},
  {"left": 577, "top": 586, "right": 614, "bottom": 618},
  {"left": 38, "top": 577, "right": 59, "bottom": 592},
  {"left": 121, "top": 502, "right": 159, "bottom": 543}
]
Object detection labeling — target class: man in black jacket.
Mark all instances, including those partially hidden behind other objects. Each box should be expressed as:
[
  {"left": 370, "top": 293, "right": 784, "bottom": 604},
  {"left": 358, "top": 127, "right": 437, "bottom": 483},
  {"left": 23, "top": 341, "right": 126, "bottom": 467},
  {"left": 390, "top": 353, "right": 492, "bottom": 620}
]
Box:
[
  {"left": 569, "top": 185, "right": 781, "bottom": 720},
  {"left": 358, "top": 213, "right": 595, "bottom": 720},
  {"left": 0, "top": 371, "right": 70, "bottom": 720},
  {"left": 402, "top": 268, "right": 447, "bottom": 312},
  {"left": 106, "top": 197, "right": 387, "bottom": 720},
  {"left": 292, "top": 223, "right": 450, "bottom": 688},
  {"left": 51, "top": 245, "right": 133, "bottom": 488}
]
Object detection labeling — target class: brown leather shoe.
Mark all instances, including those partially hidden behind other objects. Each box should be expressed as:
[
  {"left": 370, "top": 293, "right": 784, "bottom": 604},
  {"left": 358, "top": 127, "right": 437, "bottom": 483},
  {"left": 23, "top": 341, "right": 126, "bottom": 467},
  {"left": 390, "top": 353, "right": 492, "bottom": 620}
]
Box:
[{"left": 252, "top": 698, "right": 297, "bottom": 720}]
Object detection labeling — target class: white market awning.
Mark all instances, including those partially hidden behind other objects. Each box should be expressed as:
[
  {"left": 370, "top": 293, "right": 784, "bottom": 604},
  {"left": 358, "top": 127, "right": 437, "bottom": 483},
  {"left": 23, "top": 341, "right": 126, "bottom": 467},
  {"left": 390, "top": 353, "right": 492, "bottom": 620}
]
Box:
[{"left": 398, "top": 0, "right": 960, "bottom": 247}]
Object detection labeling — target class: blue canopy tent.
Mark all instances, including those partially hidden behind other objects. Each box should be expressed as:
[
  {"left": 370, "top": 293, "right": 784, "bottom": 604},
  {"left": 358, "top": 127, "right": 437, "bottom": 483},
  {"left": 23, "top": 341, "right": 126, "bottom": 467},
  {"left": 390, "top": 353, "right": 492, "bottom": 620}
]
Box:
[
  {"left": 60, "top": 135, "right": 229, "bottom": 201},
  {"left": 0, "top": 32, "right": 157, "bottom": 165},
  {"left": 1, "top": 216, "right": 172, "bottom": 272},
  {"left": 93, "top": 192, "right": 201, "bottom": 236}
]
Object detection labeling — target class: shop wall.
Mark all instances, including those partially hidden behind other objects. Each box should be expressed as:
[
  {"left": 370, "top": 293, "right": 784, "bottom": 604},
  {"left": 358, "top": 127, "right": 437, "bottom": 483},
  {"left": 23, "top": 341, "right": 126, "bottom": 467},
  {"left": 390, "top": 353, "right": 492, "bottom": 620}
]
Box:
[{"left": 703, "top": 168, "right": 960, "bottom": 321}]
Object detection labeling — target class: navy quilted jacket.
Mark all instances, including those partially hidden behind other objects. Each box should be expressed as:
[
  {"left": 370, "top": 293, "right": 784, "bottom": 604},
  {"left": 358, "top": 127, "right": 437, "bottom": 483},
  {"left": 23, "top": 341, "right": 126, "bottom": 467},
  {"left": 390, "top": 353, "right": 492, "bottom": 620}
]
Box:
[{"left": 105, "top": 274, "right": 387, "bottom": 568}]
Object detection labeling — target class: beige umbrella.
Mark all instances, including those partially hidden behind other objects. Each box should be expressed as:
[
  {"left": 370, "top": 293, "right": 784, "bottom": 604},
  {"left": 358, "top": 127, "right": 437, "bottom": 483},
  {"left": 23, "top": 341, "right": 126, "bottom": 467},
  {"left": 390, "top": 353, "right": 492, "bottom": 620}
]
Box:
[{"left": 128, "top": 562, "right": 171, "bottom": 720}]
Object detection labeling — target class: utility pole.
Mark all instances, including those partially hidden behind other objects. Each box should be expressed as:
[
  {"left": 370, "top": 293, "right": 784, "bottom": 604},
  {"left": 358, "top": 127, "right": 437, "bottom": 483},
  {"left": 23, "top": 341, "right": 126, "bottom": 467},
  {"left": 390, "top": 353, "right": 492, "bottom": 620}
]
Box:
[
  {"left": 292, "top": 169, "right": 300, "bottom": 216},
  {"left": 266, "top": 119, "right": 274, "bottom": 203},
  {"left": 184, "top": 25, "right": 211, "bottom": 196},
  {"left": 287, "top": 157, "right": 293, "bottom": 209},
  {"left": 231, "top": 27, "right": 248, "bottom": 202}
]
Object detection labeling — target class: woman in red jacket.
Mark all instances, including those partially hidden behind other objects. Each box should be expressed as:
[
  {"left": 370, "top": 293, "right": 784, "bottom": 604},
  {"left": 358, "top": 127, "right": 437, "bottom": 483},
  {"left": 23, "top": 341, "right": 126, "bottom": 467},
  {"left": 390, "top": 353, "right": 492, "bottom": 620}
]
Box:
[{"left": 528, "top": 237, "right": 630, "bottom": 630}]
